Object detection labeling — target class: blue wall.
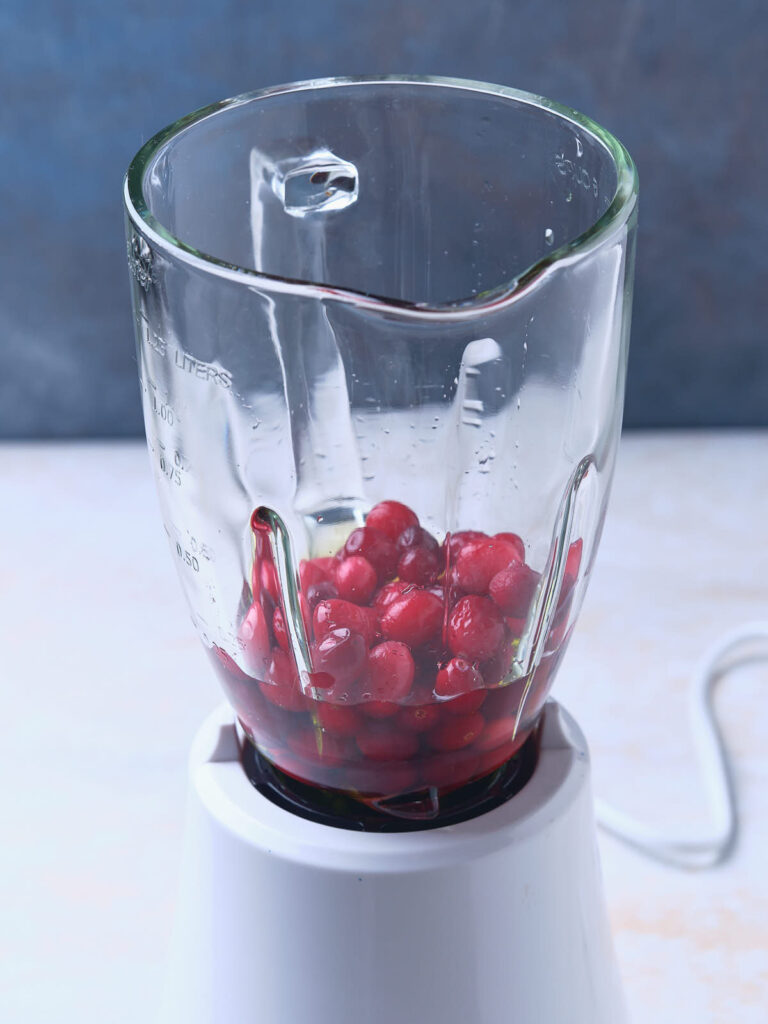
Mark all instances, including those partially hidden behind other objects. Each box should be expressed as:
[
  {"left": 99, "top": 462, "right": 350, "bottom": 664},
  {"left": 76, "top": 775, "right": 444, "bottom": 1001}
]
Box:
[{"left": 1, "top": 0, "right": 766, "bottom": 436}]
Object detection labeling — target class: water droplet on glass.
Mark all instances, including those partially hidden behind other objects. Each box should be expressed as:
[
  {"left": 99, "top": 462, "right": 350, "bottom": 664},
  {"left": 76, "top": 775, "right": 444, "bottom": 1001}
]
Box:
[
  {"left": 544, "top": 228, "right": 554, "bottom": 246},
  {"left": 575, "top": 136, "right": 583, "bottom": 157},
  {"left": 565, "top": 191, "right": 573, "bottom": 203}
]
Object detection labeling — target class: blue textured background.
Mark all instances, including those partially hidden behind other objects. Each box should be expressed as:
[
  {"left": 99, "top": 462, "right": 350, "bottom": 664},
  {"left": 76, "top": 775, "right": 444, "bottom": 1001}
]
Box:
[{"left": 1, "top": 0, "right": 766, "bottom": 436}]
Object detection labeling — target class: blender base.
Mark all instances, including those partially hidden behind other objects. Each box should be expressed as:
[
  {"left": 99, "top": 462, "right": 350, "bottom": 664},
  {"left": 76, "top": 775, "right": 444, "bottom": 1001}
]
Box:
[{"left": 159, "top": 700, "right": 627, "bottom": 1024}]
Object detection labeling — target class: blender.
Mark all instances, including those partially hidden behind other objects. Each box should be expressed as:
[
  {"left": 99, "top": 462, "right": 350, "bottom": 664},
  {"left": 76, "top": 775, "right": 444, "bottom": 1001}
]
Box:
[{"left": 124, "top": 76, "right": 637, "bottom": 1024}]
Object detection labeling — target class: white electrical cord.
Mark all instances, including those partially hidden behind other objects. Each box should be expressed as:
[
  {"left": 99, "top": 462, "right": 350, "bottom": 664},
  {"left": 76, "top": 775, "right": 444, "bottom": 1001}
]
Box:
[{"left": 595, "top": 622, "right": 768, "bottom": 870}]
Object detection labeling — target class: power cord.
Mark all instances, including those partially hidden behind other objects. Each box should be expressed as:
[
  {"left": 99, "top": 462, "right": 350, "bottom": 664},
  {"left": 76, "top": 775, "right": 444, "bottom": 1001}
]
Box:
[{"left": 595, "top": 623, "right": 768, "bottom": 869}]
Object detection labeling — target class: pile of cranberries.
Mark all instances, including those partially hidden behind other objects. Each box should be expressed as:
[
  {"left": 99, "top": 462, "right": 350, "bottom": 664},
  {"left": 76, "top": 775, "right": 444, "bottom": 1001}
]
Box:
[{"left": 211, "top": 500, "right": 581, "bottom": 804}]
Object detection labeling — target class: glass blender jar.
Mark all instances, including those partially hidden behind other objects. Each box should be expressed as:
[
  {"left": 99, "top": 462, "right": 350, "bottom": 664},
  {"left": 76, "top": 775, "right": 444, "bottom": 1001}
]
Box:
[
  {"left": 125, "top": 76, "right": 636, "bottom": 826},
  {"left": 125, "top": 77, "right": 637, "bottom": 1024}
]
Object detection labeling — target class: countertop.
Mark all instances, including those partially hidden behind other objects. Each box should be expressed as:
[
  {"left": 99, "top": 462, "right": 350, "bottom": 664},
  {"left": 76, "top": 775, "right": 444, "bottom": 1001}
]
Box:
[{"left": 1, "top": 432, "right": 767, "bottom": 1023}]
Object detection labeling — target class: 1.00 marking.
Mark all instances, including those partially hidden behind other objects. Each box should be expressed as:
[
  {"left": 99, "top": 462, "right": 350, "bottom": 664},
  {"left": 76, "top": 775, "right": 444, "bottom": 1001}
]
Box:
[
  {"left": 176, "top": 542, "right": 200, "bottom": 572},
  {"left": 149, "top": 390, "right": 174, "bottom": 425}
]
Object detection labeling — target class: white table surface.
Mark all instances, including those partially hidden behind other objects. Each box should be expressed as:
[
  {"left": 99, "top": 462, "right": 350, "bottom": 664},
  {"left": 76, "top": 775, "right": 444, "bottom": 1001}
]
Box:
[{"left": 1, "top": 433, "right": 767, "bottom": 1023}]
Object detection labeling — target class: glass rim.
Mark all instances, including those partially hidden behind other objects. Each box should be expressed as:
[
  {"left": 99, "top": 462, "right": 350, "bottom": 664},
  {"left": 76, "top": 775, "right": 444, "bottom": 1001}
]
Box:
[{"left": 124, "top": 74, "right": 638, "bottom": 321}]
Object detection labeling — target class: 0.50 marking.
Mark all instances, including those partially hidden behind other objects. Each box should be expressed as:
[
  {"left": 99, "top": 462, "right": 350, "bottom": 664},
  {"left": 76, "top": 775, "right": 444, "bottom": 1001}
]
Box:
[{"left": 176, "top": 542, "right": 200, "bottom": 572}]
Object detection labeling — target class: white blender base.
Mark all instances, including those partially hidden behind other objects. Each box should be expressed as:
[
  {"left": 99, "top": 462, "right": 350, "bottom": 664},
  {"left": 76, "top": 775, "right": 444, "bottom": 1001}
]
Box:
[{"left": 160, "top": 700, "right": 627, "bottom": 1024}]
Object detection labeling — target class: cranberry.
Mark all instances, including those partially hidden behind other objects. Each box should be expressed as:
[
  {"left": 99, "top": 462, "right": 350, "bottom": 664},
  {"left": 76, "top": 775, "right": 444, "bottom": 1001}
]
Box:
[
  {"left": 447, "top": 595, "right": 504, "bottom": 660},
  {"left": 565, "top": 538, "right": 583, "bottom": 579},
  {"left": 288, "top": 729, "right": 349, "bottom": 765},
  {"left": 260, "top": 648, "right": 306, "bottom": 711},
  {"left": 481, "top": 634, "right": 518, "bottom": 686},
  {"left": 475, "top": 716, "right": 517, "bottom": 752},
  {"left": 306, "top": 579, "right": 339, "bottom": 607},
  {"left": 344, "top": 526, "right": 398, "bottom": 581},
  {"left": 372, "top": 580, "right": 412, "bottom": 612},
  {"left": 397, "top": 702, "right": 441, "bottom": 733},
  {"left": 483, "top": 678, "right": 527, "bottom": 718},
  {"left": 443, "top": 690, "right": 487, "bottom": 715},
  {"left": 488, "top": 563, "right": 539, "bottom": 617},
  {"left": 453, "top": 537, "right": 520, "bottom": 594},
  {"left": 445, "top": 530, "right": 487, "bottom": 560},
  {"left": 427, "top": 711, "right": 485, "bottom": 752},
  {"left": 356, "top": 724, "right": 419, "bottom": 761},
  {"left": 299, "top": 558, "right": 333, "bottom": 590},
  {"left": 435, "top": 657, "right": 484, "bottom": 697},
  {"left": 313, "top": 598, "right": 378, "bottom": 647},
  {"left": 260, "top": 560, "right": 280, "bottom": 602},
  {"left": 504, "top": 616, "right": 526, "bottom": 637},
  {"left": 335, "top": 556, "right": 378, "bottom": 604},
  {"left": 311, "top": 628, "right": 366, "bottom": 687},
  {"left": 316, "top": 702, "right": 362, "bottom": 737},
  {"left": 367, "top": 641, "right": 415, "bottom": 701},
  {"left": 380, "top": 588, "right": 443, "bottom": 648},
  {"left": 365, "top": 500, "right": 419, "bottom": 542},
  {"left": 494, "top": 532, "right": 526, "bottom": 561},
  {"left": 474, "top": 740, "right": 525, "bottom": 778},
  {"left": 398, "top": 545, "right": 441, "bottom": 584},
  {"left": 397, "top": 524, "right": 440, "bottom": 555},
  {"left": 361, "top": 700, "right": 400, "bottom": 719},
  {"left": 239, "top": 602, "right": 271, "bottom": 675},
  {"left": 272, "top": 605, "right": 290, "bottom": 652},
  {"left": 210, "top": 644, "right": 252, "bottom": 682}
]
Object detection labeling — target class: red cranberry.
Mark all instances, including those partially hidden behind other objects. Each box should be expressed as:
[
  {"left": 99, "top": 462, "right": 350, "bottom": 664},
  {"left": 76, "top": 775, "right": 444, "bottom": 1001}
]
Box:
[
  {"left": 260, "top": 648, "right": 306, "bottom": 711},
  {"left": 372, "top": 580, "right": 412, "bottom": 612},
  {"left": 488, "top": 563, "right": 539, "bottom": 617},
  {"left": 475, "top": 716, "right": 517, "bottom": 752},
  {"left": 260, "top": 560, "right": 280, "bottom": 602},
  {"left": 356, "top": 724, "right": 419, "bottom": 761},
  {"left": 453, "top": 538, "right": 519, "bottom": 594},
  {"left": 272, "top": 605, "right": 289, "bottom": 652},
  {"left": 311, "top": 628, "right": 366, "bottom": 687},
  {"left": 288, "top": 729, "right": 349, "bottom": 766},
  {"left": 481, "top": 634, "right": 518, "bottom": 686},
  {"left": 474, "top": 739, "right": 526, "bottom": 777},
  {"left": 365, "top": 500, "right": 419, "bottom": 542},
  {"left": 335, "top": 556, "right": 378, "bottom": 604},
  {"left": 380, "top": 589, "right": 444, "bottom": 648},
  {"left": 210, "top": 644, "right": 252, "bottom": 682},
  {"left": 494, "top": 532, "right": 526, "bottom": 561},
  {"left": 397, "top": 702, "right": 441, "bottom": 733},
  {"left": 299, "top": 558, "right": 332, "bottom": 590},
  {"left": 447, "top": 596, "right": 504, "bottom": 660},
  {"left": 367, "top": 641, "right": 415, "bottom": 701},
  {"left": 344, "top": 526, "right": 398, "bottom": 580},
  {"left": 239, "top": 602, "right": 271, "bottom": 675},
  {"left": 361, "top": 700, "right": 400, "bottom": 719},
  {"left": 427, "top": 712, "right": 485, "bottom": 752},
  {"left": 313, "top": 598, "right": 378, "bottom": 647},
  {"left": 443, "top": 690, "right": 487, "bottom": 715},
  {"left": 565, "top": 538, "right": 583, "bottom": 579},
  {"left": 445, "top": 530, "right": 487, "bottom": 560},
  {"left": 397, "top": 524, "right": 440, "bottom": 555},
  {"left": 435, "top": 657, "right": 483, "bottom": 697},
  {"left": 316, "top": 702, "right": 362, "bottom": 737},
  {"left": 306, "top": 579, "right": 339, "bottom": 607},
  {"left": 398, "top": 545, "right": 441, "bottom": 584}
]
